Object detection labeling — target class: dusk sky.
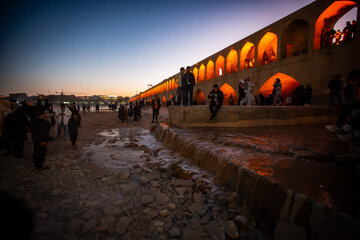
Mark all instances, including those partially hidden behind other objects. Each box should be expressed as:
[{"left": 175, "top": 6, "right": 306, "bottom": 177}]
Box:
[{"left": 1, "top": 0, "right": 352, "bottom": 97}]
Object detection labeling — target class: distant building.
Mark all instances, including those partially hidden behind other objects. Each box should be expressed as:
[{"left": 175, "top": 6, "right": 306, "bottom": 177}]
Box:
[{"left": 9, "top": 93, "right": 28, "bottom": 102}]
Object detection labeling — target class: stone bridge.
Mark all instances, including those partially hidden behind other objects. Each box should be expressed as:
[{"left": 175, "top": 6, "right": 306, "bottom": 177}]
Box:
[{"left": 130, "top": 0, "right": 360, "bottom": 106}]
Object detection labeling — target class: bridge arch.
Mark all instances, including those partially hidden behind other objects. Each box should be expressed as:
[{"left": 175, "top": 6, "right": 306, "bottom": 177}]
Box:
[
  {"left": 215, "top": 55, "right": 225, "bottom": 77},
  {"left": 240, "top": 42, "right": 255, "bottom": 70},
  {"left": 206, "top": 60, "right": 215, "bottom": 80},
  {"left": 258, "top": 72, "right": 300, "bottom": 99},
  {"left": 314, "top": 1, "right": 357, "bottom": 50},
  {"left": 162, "top": 96, "right": 166, "bottom": 105},
  {"left": 258, "top": 32, "right": 278, "bottom": 66},
  {"left": 193, "top": 88, "right": 205, "bottom": 105},
  {"left": 226, "top": 49, "right": 238, "bottom": 74},
  {"left": 282, "top": 19, "right": 309, "bottom": 58},
  {"left": 193, "top": 67, "right": 199, "bottom": 84},
  {"left": 220, "top": 83, "right": 237, "bottom": 105},
  {"left": 199, "top": 64, "right": 206, "bottom": 82}
]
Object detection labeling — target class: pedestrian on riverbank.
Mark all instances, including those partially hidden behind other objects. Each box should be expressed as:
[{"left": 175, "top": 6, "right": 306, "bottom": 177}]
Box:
[
  {"left": 273, "top": 78, "right": 282, "bottom": 105},
  {"left": 30, "top": 109, "right": 50, "bottom": 169},
  {"left": 182, "top": 66, "right": 196, "bottom": 106},
  {"left": 68, "top": 113, "right": 80, "bottom": 146},
  {"left": 128, "top": 105, "right": 134, "bottom": 123},
  {"left": 151, "top": 95, "right": 161, "bottom": 124},
  {"left": 208, "top": 84, "right": 224, "bottom": 120},
  {"left": 82, "top": 104, "right": 86, "bottom": 114},
  {"left": 96, "top": 104, "right": 100, "bottom": 113},
  {"left": 56, "top": 104, "right": 71, "bottom": 138}
]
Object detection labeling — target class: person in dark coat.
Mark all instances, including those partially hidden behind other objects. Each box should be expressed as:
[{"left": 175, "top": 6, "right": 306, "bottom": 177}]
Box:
[
  {"left": 182, "top": 66, "right": 196, "bottom": 106},
  {"left": 328, "top": 74, "right": 343, "bottom": 106},
  {"left": 4, "top": 100, "right": 29, "bottom": 158},
  {"left": 151, "top": 95, "right": 161, "bottom": 123},
  {"left": 30, "top": 109, "right": 50, "bottom": 169},
  {"left": 68, "top": 113, "right": 80, "bottom": 146},
  {"left": 208, "top": 84, "right": 224, "bottom": 120}
]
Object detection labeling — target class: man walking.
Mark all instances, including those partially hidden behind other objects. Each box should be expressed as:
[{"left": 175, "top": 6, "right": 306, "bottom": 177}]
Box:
[
  {"left": 151, "top": 95, "right": 161, "bottom": 123},
  {"left": 208, "top": 84, "right": 224, "bottom": 120},
  {"left": 182, "top": 66, "right": 196, "bottom": 106},
  {"left": 56, "top": 103, "right": 71, "bottom": 138}
]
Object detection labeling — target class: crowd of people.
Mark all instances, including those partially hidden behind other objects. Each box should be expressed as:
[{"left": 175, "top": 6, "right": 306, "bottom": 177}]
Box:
[
  {"left": 0, "top": 96, "right": 81, "bottom": 169},
  {"left": 321, "top": 20, "right": 356, "bottom": 48}
]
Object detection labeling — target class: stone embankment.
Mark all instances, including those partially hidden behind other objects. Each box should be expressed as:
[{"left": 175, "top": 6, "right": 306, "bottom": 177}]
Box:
[{"left": 151, "top": 124, "right": 360, "bottom": 240}]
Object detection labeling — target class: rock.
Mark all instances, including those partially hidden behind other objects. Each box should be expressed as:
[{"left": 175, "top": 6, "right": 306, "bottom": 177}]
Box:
[
  {"left": 168, "top": 227, "right": 181, "bottom": 238},
  {"left": 157, "top": 227, "right": 164, "bottom": 233},
  {"left": 193, "top": 192, "right": 205, "bottom": 204},
  {"left": 168, "top": 203, "right": 176, "bottom": 210},
  {"left": 205, "top": 224, "right": 225, "bottom": 240},
  {"left": 160, "top": 209, "right": 169, "bottom": 217},
  {"left": 160, "top": 172, "right": 170, "bottom": 179},
  {"left": 101, "top": 215, "right": 116, "bottom": 225},
  {"left": 119, "top": 169, "right": 130, "bottom": 180},
  {"left": 36, "top": 212, "right": 48, "bottom": 219},
  {"left": 51, "top": 189, "right": 62, "bottom": 196},
  {"left": 154, "top": 191, "right": 169, "bottom": 205},
  {"left": 79, "top": 193, "right": 88, "bottom": 200},
  {"left": 175, "top": 179, "right": 194, "bottom": 187},
  {"left": 116, "top": 216, "right": 131, "bottom": 235},
  {"left": 234, "top": 215, "right": 248, "bottom": 229},
  {"left": 85, "top": 200, "right": 102, "bottom": 208},
  {"left": 150, "top": 181, "right": 160, "bottom": 187},
  {"left": 196, "top": 205, "right": 208, "bottom": 216},
  {"left": 83, "top": 210, "right": 102, "bottom": 220},
  {"left": 224, "top": 221, "right": 239, "bottom": 239},
  {"left": 82, "top": 219, "right": 98, "bottom": 233},
  {"left": 101, "top": 176, "right": 112, "bottom": 182},
  {"left": 154, "top": 221, "right": 165, "bottom": 227},
  {"left": 175, "top": 187, "right": 189, "bottom": 196},
  {"left": 183, "top": 228, "right": 202, "bottom": 240},
  {"left": 201, "top": 215, "right": 210, "bottom": 225},
  {"left": 104, "top": 206, "right": 122, "bottom": 215},
  {"left": 64, "top": 218, "right": 83, "bottom": 234},
  {"left": 141, "top": 195, "right": 154, "bottom": 205},
  {"left": 147, "top": 211, "right": 158, "bottom": 219},
  {"left": 93, "top": 224, "right": 109, "bottom": 232},
  {"left": 274, "top": 222, "right": 307, "bottom": 240}
]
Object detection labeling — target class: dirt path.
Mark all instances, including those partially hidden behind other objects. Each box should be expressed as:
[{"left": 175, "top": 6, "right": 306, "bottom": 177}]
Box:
[{"left": 0, "top": 112, "right": 266, "bottom": 240}]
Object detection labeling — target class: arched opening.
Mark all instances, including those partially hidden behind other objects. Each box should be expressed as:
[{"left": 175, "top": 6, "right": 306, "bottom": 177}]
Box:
[
  {"left": 162, "top": 96, "right": 166, "bottom": 105},
  {"left": 193, "top": 89, "right": 205, "bottom": 105},
  {"left": 215, "top": 55, "right": 225, "bottom": 77},
  {"left": 240, "top": 42, "right": 255, "bottom": 70},
  {"left": 283, "top": 19, "right": 309, "bottom": 58},
  {"left": 314, "top": 1, "right": 357, "bottom": 49},
  {"left": 258, "top": 73, "right": 300, "bottom": 100},
  {"left": 206, "top": 60, "right": 214, "bottom": 80},
  {"left": 258, "top": 32, "right": 278, "bottom": 65},
  {"left": 220, "top": 83, "right": 237, "bottom": 105},
  {"left": 226, "top": 49, "right": 238, "bottom": 74},
  {"left": 193, "top": 67, "right": 199, "bottom": 84},
  {"left": 199, "top": 64, "right": 206, "bottom": 82}
]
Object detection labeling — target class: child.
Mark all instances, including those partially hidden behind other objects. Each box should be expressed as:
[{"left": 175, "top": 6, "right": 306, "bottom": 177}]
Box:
[
  {"left": 68, "top": 113, "right": 80, "bottom": 146},
  {"left": 30, "top": 109, "right": 50, "bottom": 169}
]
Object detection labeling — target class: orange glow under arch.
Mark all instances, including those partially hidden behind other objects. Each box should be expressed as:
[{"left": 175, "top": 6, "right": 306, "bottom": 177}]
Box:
[
  {"left": 162, "top": 96, "right": 166, "bottom": 104},
  {"left": 215, "top": 55, "right": 225, "bottom": 77},
  {"left": 193, "top": 89, "right": 205, "bottom": 105},
  {"left": 206, "top": 60, "right": 214, "bottom": 80},
  {"left": 220, "top": 83, "right": 237, "bottom": 105},
  {"left": 258, "top": 73, "right": 300, "bottom": 98},
  {"left": 240, "top": 42, "right": 255, "bottom": 70},
  {"left": 258, "top": 32, "right": 278, "bottom": 65},
  {"left": 314, "top": 1, "right": 356, "bottom": 50},
  {"left": 226, "top": 49, "right": 238, "bottom": 74},
  {"left": 199, "top": 64, "right": 205, "bottom": 82},
  {"left": 193, "top": 67, "right": 199, "bottom": 84}
]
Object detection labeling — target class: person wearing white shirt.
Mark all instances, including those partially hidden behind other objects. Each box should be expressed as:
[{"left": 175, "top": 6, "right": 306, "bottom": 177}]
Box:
[{"left": 56, "top": 103, "right": 71, "bottom": 138}]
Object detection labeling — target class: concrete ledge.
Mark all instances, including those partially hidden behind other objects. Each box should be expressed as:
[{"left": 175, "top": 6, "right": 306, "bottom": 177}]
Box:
[
  {"left": 168, "top": 106, "right": 339, "bottom": 128},
  {"left": 151, "top": 124, "right": 360, "bottom": 239}
]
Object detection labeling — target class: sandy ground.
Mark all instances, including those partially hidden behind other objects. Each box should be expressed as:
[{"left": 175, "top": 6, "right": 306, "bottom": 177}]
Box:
[{"left": 0, "top": 111, "right": 266, "bottom": 240}]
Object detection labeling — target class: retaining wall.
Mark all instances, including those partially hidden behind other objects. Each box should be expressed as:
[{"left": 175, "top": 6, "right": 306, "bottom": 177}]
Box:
[{"left": 150, "top": 124, "right": 360, "bottom": 240}]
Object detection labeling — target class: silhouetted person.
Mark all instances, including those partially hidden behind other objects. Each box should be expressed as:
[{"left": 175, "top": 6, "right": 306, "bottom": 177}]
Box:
[
  {"left": 328, "top": 74, "right": 343, "bottom": 106},
  {"left": 273, "top": 78, "right": 282, "bottom": 105},
  {"left": 182, "top": 66, "right": 196, "bottom": 106},
  {"left": 304, "top": 84, "right": 312, "bottom": 106},
  {"left": 343, "top": 21, "right": 352, "bottom": 41},
  {"left": 259, "top": 93, "right": 265, "bottom": 106},
  {"left": 95, "top": 103, "right": 100, "bottom": 113},
  {"left": 344, "top": 79, "right": 355, "bottom": 104},
  {"left": 56, "top": 104, "right": 71, "bottom": 138},
  {"left": 68, "top": 113, "right": 80, "bottom": 146},
  {"left": 4, "top": 100, "right": 28, "bottom": 158},
  {"left": 208, "top": 84, "right": 224, "bottom": 120},
  {"left": 228, "top": 94, "right": 234, "bottom": 105},
  {"left": 82, "top": 103, "right": 86, "bottom": 113},
  {"left": 179, "top": 67, "right": 185, "bottom": 105},
  {"left": 127, "top": 105, "right": 134, "bottom": 123},
  {"left": 238, "top": 79, "right": 245, "bottom": 105},
  {"left": 30, "top": 109, "right": 50, "bottom": 169},
  {"left": 151, "top": 95, "right": 161, "bottom": 123},
  {"left": 351, "top": 20, "right": 356, "bottom": 39}
]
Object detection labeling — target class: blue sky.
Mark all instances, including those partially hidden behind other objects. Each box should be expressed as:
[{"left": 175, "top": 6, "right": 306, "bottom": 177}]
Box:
[{"left": 0, "top": 0, "right": 353, "bottom": 97}]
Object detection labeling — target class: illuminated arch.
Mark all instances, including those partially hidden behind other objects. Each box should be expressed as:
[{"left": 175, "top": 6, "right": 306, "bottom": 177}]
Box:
[
  {"left": 193, "top": 67, "right": 199, "bottom": 84},
  {"left": 240, "top": 42, "right": 255, "bottom": 70},
  {"left": 215, "top": 55, "right": 225, "bottom": 77},
  {"left": 206, "top": 60, "right": 214, "bottom": 80},
  {"left": 314, "top": 1, "right": 357, "bottom": 50},
  {"left": 226, "top": 49, "right": 238, "bottom": 74},
  {"left": 283, "top": 20, "right": 309, "bottom": 58},
  {"left": 258, "top": 32, "right": 278, "bottom": 65},
  {"left": 258, "top": 73, "right": 300, "bottom": 98},
  {"left": 162, "top": 96, "right": 166, "bottom": 104},
  {"left": 193, "top": 88, "right": 205, "bottom": 105},
  {"left": 199, "top": 64, "right": 205, "bottom": 82},
  {"left": 220, "top": 83, "right": 237, "bottom": 105}
]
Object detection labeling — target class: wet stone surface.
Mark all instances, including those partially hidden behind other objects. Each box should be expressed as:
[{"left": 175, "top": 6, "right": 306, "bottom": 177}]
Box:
[{"left": 0, "top": 112, "right": 267, "bottom": 240}]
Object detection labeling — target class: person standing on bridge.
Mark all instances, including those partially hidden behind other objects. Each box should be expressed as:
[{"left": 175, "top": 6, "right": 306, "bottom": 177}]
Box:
[
  {"left": 182, "top": 66, "right": 196, "bottom": 106},
  {"left": 273, "top": 78, "right": 282, "bottom": 106},
  {"left": 151, "top": 95, "right": 161, "bottom": 124},
  {"left": 208, "top": 84, "right": 224, "bottom": 120}
]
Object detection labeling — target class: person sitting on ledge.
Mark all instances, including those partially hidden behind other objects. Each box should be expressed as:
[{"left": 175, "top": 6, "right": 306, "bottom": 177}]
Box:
[{"left": 208, "top": 84, "right": 224, "bottom": 121}]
